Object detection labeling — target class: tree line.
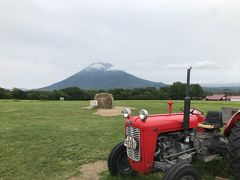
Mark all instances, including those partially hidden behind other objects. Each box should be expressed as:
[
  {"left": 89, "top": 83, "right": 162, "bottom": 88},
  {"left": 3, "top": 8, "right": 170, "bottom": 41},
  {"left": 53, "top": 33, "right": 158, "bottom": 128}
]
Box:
[{"left": 0, "top": 82, "right": 205, "bottom": 100}]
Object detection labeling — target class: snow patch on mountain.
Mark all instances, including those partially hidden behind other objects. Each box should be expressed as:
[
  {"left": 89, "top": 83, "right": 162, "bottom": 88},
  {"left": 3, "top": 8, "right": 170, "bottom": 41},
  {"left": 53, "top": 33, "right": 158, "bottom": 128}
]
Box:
[{"left": 85, "top": 62, "right": 120, "bottom": 71}]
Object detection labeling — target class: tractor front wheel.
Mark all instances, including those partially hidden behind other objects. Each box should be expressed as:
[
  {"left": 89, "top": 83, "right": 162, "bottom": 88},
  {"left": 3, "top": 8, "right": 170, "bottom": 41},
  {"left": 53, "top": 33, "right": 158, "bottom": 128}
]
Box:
[
  {"left": 228, "top": 122, "right": 240, "bottom": 180},
  {"left": 108, "top": 141, "right": 134, "bottom": 176},
  {"left": 163, "top": 162, "right": 201, "bottom": 180}
]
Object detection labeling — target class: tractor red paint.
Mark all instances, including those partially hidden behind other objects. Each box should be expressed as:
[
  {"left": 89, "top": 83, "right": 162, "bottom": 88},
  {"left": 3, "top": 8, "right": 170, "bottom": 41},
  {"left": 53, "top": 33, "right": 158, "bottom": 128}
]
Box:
[{"left": 125, "top": 112, "right": 205, "bottom": 174}]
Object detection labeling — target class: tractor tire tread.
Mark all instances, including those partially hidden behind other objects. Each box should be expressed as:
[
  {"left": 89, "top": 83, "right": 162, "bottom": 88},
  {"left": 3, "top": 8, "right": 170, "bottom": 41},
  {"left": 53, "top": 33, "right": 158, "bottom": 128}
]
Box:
[
  {"left": 108, "top": 142, "right": 124, "bottom": 176},
  {"left": 163, "top": 162, "right": 201, "bottom": 180},
  {"left": 228, "top": 122, "right": 240, "bottom": 180}
]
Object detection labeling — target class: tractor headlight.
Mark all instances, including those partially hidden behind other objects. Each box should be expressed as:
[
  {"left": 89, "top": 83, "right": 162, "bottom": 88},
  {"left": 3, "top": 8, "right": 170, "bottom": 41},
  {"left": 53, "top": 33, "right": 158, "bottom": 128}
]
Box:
[
  {"left": 139, "top": 109, "right": 148, "bottom": 121},
  {"left": 122, "top": 108, "right": 131, "bottom": 118}
]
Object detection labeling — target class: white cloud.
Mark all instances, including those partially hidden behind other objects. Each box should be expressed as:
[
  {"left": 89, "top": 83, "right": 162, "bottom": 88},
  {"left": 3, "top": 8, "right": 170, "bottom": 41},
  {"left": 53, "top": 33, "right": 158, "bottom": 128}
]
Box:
[
  {"left": 0, "top": 0, "right": 240, "bottom": 88},
  {"left": 0, "top": 59, "right": 76, "bottom": 89},
  {"left": 164, "top": 61, "right": 228, "bottom": 70},
  {"left": 164, "top": 63, "right": 190, "bottom": 69},
  {"left": 195, "top": 61, "right": 220, "bottom": 69}
]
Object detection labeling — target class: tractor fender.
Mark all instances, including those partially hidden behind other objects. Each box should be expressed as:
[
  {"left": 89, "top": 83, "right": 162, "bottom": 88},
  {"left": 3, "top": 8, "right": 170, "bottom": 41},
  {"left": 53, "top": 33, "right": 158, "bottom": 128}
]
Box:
[{"left": 224, "top": 110, "right": 240, "bottom": 137}]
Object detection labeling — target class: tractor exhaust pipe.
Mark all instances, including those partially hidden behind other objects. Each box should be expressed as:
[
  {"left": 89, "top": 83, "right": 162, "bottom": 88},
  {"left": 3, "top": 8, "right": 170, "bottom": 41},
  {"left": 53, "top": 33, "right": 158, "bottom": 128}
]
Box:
[{"left": 183, "top": 67, "right": 192, "bottom": 135}]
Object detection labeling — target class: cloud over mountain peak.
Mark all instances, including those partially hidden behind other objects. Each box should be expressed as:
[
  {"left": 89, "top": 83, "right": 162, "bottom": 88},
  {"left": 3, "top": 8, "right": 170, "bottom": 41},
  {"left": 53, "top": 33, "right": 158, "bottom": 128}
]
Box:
[{"left": 84, "top": 62, "right": 120, "bottom": 71}]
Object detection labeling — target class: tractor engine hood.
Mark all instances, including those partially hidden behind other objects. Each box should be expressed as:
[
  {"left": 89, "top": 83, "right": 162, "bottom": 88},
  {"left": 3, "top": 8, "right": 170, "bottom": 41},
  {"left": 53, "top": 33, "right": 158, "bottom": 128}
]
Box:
[{"left": 125, "top": 113, "right": 204, "bottom": 134}]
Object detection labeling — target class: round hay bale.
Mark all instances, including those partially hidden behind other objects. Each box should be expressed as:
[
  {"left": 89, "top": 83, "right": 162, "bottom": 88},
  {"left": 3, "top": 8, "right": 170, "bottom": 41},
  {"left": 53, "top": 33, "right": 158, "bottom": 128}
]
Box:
[{"left": 94, "top": 93, "right": 113, "bottom": 109}]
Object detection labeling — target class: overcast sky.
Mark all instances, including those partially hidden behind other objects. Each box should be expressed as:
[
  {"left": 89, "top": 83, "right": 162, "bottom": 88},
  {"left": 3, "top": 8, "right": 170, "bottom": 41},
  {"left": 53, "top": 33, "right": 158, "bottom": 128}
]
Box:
[{"left": 0, "top": 0, "right": 240, "bottom": 89}]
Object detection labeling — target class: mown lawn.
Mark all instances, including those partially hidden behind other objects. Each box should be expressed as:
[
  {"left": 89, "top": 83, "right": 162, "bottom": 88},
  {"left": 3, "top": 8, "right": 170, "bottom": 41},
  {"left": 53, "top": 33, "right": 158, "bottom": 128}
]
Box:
[{"left": 0, "top": 100, "right": 239, "bottom": 180}]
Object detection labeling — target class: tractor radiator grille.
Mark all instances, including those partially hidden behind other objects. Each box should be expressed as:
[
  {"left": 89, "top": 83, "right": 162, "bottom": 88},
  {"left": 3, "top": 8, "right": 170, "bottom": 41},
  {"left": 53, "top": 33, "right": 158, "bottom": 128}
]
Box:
[{"left": 126, "top": 126, "right": 141, "bottom": 161}]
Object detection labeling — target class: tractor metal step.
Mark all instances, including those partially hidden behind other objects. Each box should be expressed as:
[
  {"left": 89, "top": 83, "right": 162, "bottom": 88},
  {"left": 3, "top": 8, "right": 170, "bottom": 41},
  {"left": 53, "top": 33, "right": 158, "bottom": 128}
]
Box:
[
  {"left": 215, "top": 176, "right": 229, "bottom": 180},
  {"left": 204, "top": 154, "right": 219, "bottom": 162}
]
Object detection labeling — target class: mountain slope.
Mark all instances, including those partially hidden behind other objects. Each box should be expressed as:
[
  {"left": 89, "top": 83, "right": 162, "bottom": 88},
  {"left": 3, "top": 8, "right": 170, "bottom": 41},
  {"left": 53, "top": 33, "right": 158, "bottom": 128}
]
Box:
[{"left": 40, "top": 63, "right": 165, "bottom": 91}]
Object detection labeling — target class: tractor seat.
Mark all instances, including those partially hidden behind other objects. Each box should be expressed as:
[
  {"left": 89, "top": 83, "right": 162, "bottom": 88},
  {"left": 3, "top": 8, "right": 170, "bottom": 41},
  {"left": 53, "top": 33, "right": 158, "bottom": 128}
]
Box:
[{"left": 198, "top": 111, "right": 223, "bottom": 129}]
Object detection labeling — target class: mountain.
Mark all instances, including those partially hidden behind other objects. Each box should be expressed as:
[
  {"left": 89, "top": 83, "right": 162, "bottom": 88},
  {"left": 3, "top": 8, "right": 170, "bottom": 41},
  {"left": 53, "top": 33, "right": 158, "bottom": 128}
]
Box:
[
  {"left": 201, "top": 83, "right": 240, "bottom": 88},
  {"left": 40, "top": 62, "right": 166, "bottom": 91},
  {"left": 203, "top": 86, "right": 240, "bottom": 94},
  {"left": 202, "top": 83, "right": 240, "bottom": 93}
]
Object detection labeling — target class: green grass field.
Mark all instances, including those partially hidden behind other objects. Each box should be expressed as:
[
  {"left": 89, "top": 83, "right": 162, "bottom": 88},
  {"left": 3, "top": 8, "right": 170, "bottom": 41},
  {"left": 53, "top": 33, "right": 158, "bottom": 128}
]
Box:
[{"left": 0, "top": 100, "right": 239, "bottom": 180}]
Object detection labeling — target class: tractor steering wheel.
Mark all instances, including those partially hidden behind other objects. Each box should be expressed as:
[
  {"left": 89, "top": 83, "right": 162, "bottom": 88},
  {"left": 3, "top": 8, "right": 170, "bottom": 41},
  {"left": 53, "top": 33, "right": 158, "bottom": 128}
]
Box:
[
  {"left": 190, "top": 108, "right": 204, "bottom": 115},
  {"left": 190, "top": 108, "right": 195, "bottom": 114},
  {"left": 180, "top": 107, "right": 204, "bottom": 115}
]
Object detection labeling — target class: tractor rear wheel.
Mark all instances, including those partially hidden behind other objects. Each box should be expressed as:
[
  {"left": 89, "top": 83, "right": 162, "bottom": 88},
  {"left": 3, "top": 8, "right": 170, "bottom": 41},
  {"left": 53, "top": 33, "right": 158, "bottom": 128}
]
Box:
[
  {"left": 108, "top": 141, "right": 134, "bottom": 176},
  {"left": 163, "top": 162, "right": 201, "bottom": 180},
  {"left": 227, "top": 122, "right": 240, "bottom": 180}
]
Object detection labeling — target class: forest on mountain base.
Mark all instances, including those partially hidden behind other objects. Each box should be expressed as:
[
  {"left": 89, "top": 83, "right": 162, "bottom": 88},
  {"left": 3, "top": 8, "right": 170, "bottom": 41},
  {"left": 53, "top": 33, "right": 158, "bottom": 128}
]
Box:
[{"left": 0, "top": 82, "right": 207, "bottom": 100}]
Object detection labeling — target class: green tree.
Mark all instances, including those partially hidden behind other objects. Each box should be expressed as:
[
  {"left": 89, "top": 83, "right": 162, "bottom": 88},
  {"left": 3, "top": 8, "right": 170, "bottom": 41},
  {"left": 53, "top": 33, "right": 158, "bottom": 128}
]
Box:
[
  {"left": 169, "top": 82, "right": 186, "bottom": 100},
  {"left": 48, "top": 90, "right": 65, "bottom": 100},
  {"left": 159, "top": 86, "right": 170, "bottom": 100},
  {"left": 108, "top": 88, "right": 131, "bottom": 100},
  {"left": 190, "top": 84, "right": 205, "bottom": 99},
  {"left": 27, "top": 90, "right": 41, "bottom": 100},
  {"left": 0, "top": 87, "right": 12, "bottom": 99},
  {"left": 12, "top": 88, "right": 27, "bottom": 99},
  {"left": 60, "top": 87, "right": 90, "bottom": 100}
]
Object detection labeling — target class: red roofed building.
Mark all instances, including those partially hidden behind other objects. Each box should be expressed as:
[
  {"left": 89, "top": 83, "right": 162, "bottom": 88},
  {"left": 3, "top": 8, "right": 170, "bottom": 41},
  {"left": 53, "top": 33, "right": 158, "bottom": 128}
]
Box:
[
  {"left": 205, "top": 94, "right": 226, "bottom": 101},
  {"left": 205, "top": 94, "right": 240, "bottom": 101},
  {"left": 226, "top": 96, "right": 240, "bottom": 102}
]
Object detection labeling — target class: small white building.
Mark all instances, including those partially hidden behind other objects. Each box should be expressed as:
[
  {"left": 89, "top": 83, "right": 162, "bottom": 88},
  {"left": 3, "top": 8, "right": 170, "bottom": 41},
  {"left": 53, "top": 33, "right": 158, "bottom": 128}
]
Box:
[
  {"left": 90, "top": 100, "right": 98, "bottom": 108},
  {"left": 226, "top": 96, "right": 240, "bottom": 102}
]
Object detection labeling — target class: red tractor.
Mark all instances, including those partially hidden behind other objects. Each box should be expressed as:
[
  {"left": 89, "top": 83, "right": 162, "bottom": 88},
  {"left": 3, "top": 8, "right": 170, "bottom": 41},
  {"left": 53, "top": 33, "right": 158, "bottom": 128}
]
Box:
[{"left": 108, "top": 68, "right": 240, "bottom": 180}]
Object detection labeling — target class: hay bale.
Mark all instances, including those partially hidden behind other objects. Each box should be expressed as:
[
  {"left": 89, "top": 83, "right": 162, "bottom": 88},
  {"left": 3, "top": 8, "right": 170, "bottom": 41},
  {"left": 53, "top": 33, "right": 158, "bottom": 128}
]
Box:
[{"left": 94, "top": 93, "right": 113, "bottom": 109}]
